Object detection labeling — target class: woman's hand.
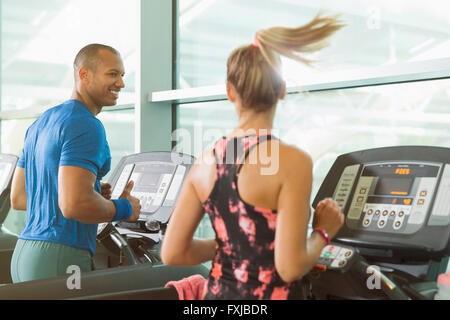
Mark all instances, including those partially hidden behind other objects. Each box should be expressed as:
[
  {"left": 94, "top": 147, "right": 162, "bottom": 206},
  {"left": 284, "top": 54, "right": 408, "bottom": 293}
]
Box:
[{"left": 312, "top": 198, "right": 345, "bottom": 239}]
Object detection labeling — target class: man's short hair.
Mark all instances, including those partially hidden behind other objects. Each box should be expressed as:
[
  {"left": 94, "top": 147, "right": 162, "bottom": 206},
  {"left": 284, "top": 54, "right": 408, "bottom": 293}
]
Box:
[{"left": 73, "top": 43, "right": 120, "bottom": 72}]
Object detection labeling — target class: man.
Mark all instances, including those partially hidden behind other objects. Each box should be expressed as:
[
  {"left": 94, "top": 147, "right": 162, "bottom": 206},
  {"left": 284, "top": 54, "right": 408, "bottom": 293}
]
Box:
[{"left": 9, "top": 44, "right": 141, "bottom": 283}]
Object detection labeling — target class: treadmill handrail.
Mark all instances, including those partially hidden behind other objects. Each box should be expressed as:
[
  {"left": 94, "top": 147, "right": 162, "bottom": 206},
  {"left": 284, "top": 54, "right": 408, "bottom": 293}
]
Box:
[{"left": 358, "top": 261, "right": 411, "bottom": 300}]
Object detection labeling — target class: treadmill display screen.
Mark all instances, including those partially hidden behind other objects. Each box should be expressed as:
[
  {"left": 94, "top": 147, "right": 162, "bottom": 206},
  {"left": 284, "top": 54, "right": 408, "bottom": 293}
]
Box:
[
  {"left": 362, "top": 164, "right": 439, "bottom": 197},
  {"left": 366, "top": 195, "right": 413, "bottom": 205},
  {"left": 374, "top": 177, "right": 413, "bottom": 196},
  {"left": 132, "top": 163, "right": 175, "bottom": 193}
]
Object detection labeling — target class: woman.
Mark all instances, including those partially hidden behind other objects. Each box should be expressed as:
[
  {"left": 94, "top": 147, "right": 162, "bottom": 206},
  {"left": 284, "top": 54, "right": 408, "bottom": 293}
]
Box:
[{"left": 161, "top": 12, "right": 345, "bottom": 300}]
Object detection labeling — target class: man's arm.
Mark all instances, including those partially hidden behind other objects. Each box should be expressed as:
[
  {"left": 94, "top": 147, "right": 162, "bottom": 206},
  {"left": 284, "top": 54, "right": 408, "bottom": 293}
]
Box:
[
  {"left": 58, "top": 165, "right": 140, "bottom": 224},
  {"left": 11, "top": 167, "right": 27, "bottom": 210}
]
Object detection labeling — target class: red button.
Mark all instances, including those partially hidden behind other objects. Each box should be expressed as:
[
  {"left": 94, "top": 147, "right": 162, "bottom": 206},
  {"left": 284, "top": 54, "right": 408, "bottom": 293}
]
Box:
[{"left": 314, "top": 265, "right": 327, "bottom": 272}]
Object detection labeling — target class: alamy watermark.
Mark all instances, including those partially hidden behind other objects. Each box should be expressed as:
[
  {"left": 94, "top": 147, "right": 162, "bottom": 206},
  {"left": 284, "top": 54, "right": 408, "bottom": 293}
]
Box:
[
  {"left": 367, "top": 6, "right": 381, "bottom": 30},
  {"left": 366, "top": 265, "right": 382, "bottom": 290},
  {"left": 171, "top": 123, "right": 280, "bottom": 175},
  {"left": 66, "top": 265, "right": 81, "bottom": 290}
]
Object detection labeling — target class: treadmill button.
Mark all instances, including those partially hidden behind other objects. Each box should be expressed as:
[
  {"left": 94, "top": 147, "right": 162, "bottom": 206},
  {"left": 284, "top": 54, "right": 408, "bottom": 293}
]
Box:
[
  {"left": 367, "top": 209, "right": 373, "bottom": 215},
  {"left": 399, "top": 211, "right": 404, "bottom": 217},
  {"left": 390, "top": 211, "right": 396, "bottom": 216},
  {"left": 382, "top": 210, "right": 388, "bottom": 216},
  {"left": 375, "top": 210, "right": 381, "bottom": 215},
  {"left": 418, "top": 199, "right": 425, "bottom": 205},
  {"left": 420, "top": 191, "right": 427, "bottom": 196},
  {"left": 338, "top": 249, "right": 353, "bottom": 260},
  {"left": 360, "top": 188, "right": 367, "bottom": 194},
  {"left": 331, "top": 259, "right": 347, "bottom": 269},
  {"left": 314, "top": 265, "right": 327, "bottom": 272}
]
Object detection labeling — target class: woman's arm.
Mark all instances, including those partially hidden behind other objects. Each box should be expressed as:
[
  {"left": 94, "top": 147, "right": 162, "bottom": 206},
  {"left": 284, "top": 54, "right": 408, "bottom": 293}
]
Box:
[
  {"left": 161, "top": 167, "right": 216, "bottom": 266},
  {"left": 274, "top": 147, "right": 343, "bottom": 283}
]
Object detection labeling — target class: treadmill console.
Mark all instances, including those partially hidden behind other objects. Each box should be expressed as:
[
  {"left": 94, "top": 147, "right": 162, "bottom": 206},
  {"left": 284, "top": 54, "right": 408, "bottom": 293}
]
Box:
[
  {"left": 0, "top": 154, "right": 18, "bottom": 225},
  {"left": 107, "top": 152, "right": 194, "bottom": 232},
  {"left": 341, "top": 162, "right": 443, "bottom": 234},
  {"left": 313, "top": 146, "right": 450, "bottom": 258}
]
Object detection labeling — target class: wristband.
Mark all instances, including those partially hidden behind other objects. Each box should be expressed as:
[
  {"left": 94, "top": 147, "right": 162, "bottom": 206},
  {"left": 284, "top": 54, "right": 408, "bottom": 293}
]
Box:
[
  {"left": 111, "top": 199, "right": 132, "bottom": 221},
  {"left": 313, "top": 228, "right": 330, "bottom": 246}
]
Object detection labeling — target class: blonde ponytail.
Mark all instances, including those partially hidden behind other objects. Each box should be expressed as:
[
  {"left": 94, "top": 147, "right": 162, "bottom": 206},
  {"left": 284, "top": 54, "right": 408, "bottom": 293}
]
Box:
[
  {"left": 255, "top": 12, "right": 345, "bottom": 68},
  {"left": 227, "top": 12, "right": 344, "bottom": 112}
]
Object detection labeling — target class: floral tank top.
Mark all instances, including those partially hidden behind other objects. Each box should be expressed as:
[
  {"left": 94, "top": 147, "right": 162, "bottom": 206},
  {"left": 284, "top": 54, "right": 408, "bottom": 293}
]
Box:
[{"left": 202, "top": 133, "right": 297, "bottom": 300}]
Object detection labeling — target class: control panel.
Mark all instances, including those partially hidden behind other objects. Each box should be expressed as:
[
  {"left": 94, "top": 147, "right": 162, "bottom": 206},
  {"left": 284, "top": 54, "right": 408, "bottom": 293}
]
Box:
[
  {"left": 111, "top": 162, "right": 185, "bottom": 217},
  {"left": 341, "top": 162, "right": 443, "bottom": 235},
  {"left": 107, "top": 152, "right": 194, "bottom": 232},
  {"left": 314, "top": 243, "right": 356, "bottom": 272},
  {"left": 313, "top": 146, "right": 450, "bottom": 258}
]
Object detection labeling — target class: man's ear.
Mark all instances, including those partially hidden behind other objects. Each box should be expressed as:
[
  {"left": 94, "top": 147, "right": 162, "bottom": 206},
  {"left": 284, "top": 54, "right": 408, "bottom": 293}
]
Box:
[
  {"left": 78, "top": 68, "right": 89, "bottom": 84},
  {"left": 226, "top": 82, "right": 236, "bottom": 103}
]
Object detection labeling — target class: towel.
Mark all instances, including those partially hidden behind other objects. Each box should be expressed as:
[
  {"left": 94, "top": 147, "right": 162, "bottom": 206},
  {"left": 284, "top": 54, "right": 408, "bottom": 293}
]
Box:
[{"left": 165, "top": 274, "right": 207, "bottom": 300}]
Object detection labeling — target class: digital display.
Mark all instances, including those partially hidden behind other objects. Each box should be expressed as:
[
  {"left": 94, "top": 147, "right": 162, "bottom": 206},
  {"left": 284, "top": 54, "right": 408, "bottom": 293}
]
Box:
[
  {"left": 132, "top": 162, "right": 176, "bottom": 193},
  {"left": 362, "top": 164, "right": 439, "bottom": 178},
  {"left": 139, "top": 174, "right": 160, "bottom": 188},
  {"left": 374, "top": 177, "right": 413, "bottom": 196},
  {"left": 395, "top": 168, "right": 410, "bottom": 175},
  {"left": 361, "top": 164, "right": 439, "bottom": 197},
  {"left": 367, "top": 196, "right": 413, "bottom": 206}
]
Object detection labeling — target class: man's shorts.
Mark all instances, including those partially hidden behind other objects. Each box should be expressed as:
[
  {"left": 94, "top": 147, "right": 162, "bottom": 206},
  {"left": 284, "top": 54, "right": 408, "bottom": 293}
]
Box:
[{"left": 10, "top": 239, "right": 93, "bottom": 283}]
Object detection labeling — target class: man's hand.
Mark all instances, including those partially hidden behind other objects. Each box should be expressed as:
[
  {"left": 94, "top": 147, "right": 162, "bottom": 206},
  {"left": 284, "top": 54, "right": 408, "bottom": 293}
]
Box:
[
  {"left": 101, "top": 182, "right": 112, "bottom": 199},
  {"left": 119, "top": 181, "right": 141, "bottom": 222}
]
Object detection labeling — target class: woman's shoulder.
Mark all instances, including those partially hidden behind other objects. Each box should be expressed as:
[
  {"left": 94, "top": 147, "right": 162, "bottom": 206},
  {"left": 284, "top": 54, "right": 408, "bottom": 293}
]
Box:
[
  {"left": 274, "top": 142, "right": 313, "bottom": 180},
  {"left": 188, "top": 147, "right": 216, "bottom": 181},
  {"left": 277, "top": 141, "right": 312, "bottom": 165},
  {"left": 193, "top": 147, "right": 216, "bottom": 167}
]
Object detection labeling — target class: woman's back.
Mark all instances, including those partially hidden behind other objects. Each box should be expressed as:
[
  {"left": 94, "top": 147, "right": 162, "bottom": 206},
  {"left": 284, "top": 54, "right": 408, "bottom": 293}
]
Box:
[
  {"left": 190, "top": 133, "right": 311, "bottom": 299},
  {"left": 192, "top": 134, "right": 310, "bottom": 211}
]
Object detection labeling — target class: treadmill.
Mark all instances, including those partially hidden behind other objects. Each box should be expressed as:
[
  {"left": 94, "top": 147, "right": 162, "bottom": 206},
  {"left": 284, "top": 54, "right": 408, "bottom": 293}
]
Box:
[
  {"left": 307, "top": 146, "right": 450, "bottom": 300},
  {"left": 0, "top": 152, "right": 208, "bottom": 300},
  {"left": 0, "top": 154, "right": 19, "bottom": 284}
]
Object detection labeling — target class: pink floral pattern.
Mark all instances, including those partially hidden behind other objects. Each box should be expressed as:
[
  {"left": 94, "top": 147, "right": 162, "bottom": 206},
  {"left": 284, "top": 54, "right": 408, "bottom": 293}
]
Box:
[{"left": 202, "top": 134, "right": 295, "bottom": 300}]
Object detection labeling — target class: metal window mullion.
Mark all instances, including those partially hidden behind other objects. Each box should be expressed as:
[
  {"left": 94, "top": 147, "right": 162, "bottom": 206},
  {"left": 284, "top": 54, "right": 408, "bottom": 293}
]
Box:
[
  {"left": 0, "top": 0, "right": 2, "bottom": 152},
  {"left": 0, "top": 104, "right": 136, "bottom": 120},
  {"left": 152, "top": 57, "right": 450, "bottom": 104},
  {"left": 135, "top": 0, "right": 173, "bottom": 153}
]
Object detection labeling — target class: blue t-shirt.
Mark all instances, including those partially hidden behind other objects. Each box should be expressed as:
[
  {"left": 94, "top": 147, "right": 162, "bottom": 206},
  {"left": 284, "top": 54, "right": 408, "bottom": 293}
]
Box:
[{"left": 17, "top": 99, "right": 111, "bottom": 256}]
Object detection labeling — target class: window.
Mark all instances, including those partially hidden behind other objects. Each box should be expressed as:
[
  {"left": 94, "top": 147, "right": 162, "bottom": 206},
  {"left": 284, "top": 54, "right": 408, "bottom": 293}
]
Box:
[
  {"left": 0, "top": 0, "right": 138, "bottom": 235},
  {"left": 176, "top": 1, "right": 450, "bottom": 253},
  {"left": 1, "top": 0, "right": 138, "bottom": 111},
  {"left": 178, "top": 0, "right": 450, "bottom": 88},
  {"left": 177, "top": 78, "right": 450, "bottom": 203}
]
